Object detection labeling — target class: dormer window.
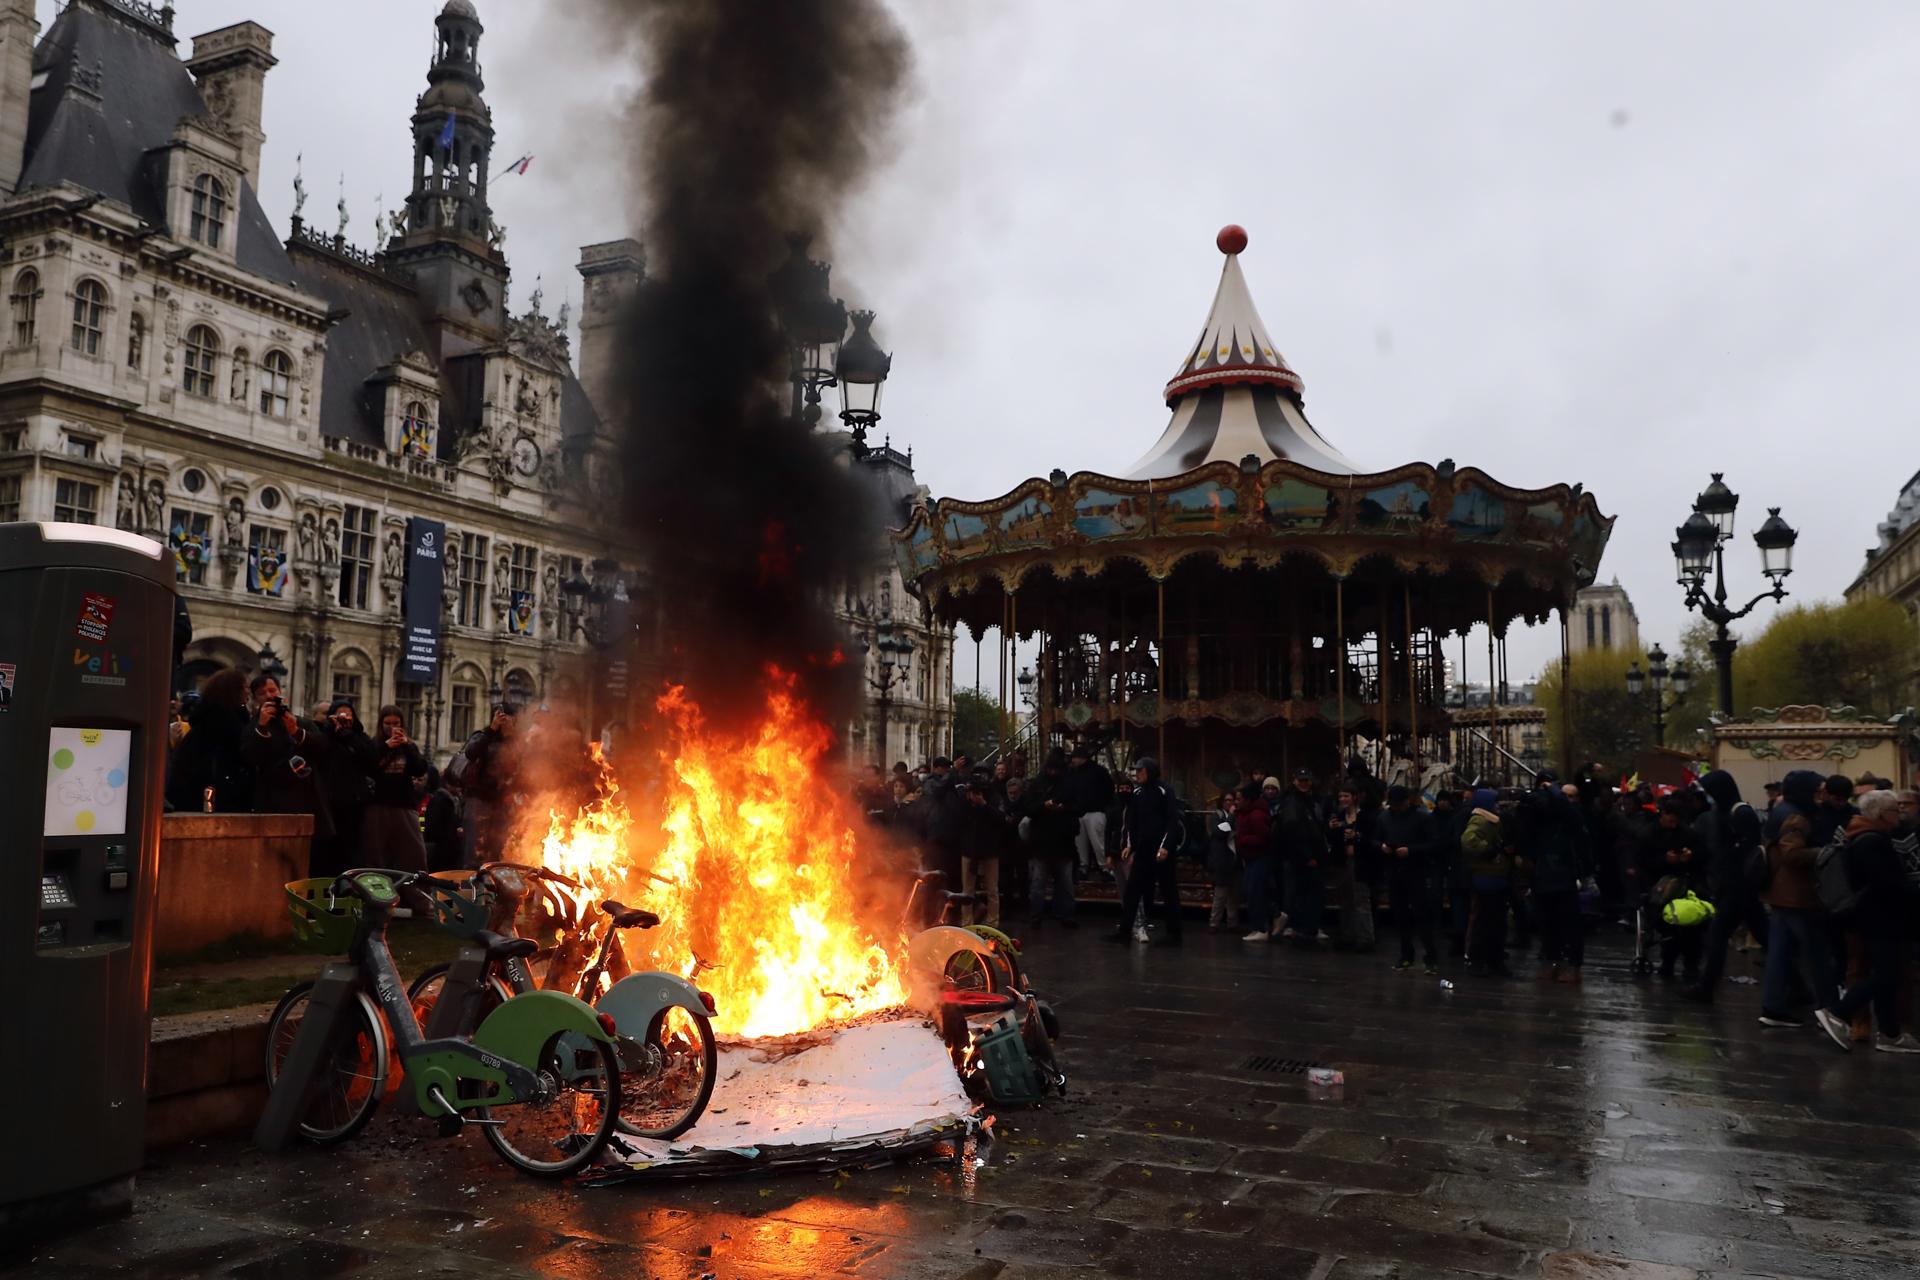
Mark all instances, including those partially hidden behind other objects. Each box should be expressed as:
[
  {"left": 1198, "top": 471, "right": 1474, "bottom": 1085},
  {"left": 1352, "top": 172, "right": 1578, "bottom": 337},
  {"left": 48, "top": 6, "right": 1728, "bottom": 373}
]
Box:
[{"left": 190, "top": 174, "right": 227, "bottom": 250}]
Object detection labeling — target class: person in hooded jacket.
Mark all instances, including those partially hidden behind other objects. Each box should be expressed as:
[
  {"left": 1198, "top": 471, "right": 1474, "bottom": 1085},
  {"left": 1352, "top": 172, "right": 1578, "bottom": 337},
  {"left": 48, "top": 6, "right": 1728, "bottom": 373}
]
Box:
[
  {"left": 1237, "top": 781, "right": 1280, "bottom": 942},
  {"left": 1685, "top": 770, "right": 1770, "bottom": 1002},
  {"left": 1021, "top": 752, "right": 1080, "bottom": 928},
  {"left": 164, "top": 668, "right": 254, "bottom": 814},
  {"left": 1109, "top": 757, "right": 1182, "bottom": 946},
  {"left": 1461, "top": 788, "right": 1512, "bottom": 976},
  {"left": 1275, "top": 769, "right": 1330, "bottom": 946},
  {"left": 1759, "top": 770, "right": 1837, "bottom": 1028},
  {"left": 1378, "top": 785, "right": 1439, "bottom": 973},
  {"left": 1813, "top": 791, "right": 1920, "bottom": 1053},
  {"left": 1524, "top": 781, "right": 1593, "bottom": 982}
]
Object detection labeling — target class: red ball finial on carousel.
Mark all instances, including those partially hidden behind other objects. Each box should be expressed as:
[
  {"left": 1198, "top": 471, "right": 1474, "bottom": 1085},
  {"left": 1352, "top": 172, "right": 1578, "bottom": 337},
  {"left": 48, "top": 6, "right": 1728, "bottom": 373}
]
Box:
[{"left": 1216, "top": 224, "right": 1248, "bottom": 255}]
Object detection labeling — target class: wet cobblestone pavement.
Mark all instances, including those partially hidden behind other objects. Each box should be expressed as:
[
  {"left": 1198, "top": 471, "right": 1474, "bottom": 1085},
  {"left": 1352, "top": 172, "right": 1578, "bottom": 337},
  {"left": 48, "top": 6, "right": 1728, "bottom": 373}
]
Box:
[{"left": 10, "top": 925, "right": 1920, "bottom": 1279}]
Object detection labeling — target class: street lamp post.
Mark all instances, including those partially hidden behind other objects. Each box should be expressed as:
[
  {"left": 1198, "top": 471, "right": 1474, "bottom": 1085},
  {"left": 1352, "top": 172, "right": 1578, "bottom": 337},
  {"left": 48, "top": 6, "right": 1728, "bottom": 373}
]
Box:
[
  {"left": 862, "top": 622, "right": 914, "bottom": 767},
  {"left": 771, "top": 233, "right": 848, "bottom": 427},
  {"left": 835, "top": 309, "right": 892, "bottom": 458},
  {"left": 256, "top": 643, "right": 288, "bottom": 685},
  {"left": 1672, "top": 473, "right": 1797, "bottom": 718},
  {"left": 1624, "top": 641, "right": 1690, "bottom": 747}
]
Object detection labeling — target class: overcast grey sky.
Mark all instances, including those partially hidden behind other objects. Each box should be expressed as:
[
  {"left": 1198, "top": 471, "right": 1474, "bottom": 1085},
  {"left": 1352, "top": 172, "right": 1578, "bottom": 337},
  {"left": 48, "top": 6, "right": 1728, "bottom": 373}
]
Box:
[{"left": 68, "top": 0, "right": 1916, "bottom": 685}]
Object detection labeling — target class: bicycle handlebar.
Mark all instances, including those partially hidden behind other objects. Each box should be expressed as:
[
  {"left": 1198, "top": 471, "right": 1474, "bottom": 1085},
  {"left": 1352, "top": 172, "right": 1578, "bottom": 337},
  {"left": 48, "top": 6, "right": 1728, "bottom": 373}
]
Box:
[{"left": 477, "top": 861, "right": 583, "bottom": 890}]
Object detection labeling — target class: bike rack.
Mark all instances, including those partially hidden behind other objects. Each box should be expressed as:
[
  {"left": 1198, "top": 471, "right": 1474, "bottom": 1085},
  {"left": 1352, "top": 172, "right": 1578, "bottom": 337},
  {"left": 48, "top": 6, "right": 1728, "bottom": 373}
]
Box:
[{"left": 253, "top": 963, "right": 363, "bottom": 1153}]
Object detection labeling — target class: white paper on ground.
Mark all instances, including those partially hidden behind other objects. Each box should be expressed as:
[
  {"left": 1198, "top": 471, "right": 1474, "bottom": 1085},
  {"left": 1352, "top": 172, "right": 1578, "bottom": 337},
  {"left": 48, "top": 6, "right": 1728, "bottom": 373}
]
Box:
[{"left": 616, "top": 1017, "right": 971, "bottom": 1164}]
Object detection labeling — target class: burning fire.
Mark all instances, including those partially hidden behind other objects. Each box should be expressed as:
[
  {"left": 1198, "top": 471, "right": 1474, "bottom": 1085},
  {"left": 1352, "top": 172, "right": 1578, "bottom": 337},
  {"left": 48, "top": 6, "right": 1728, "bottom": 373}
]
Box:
[{"left": 532, "top": 672, "right": 906, "bottom": 1039}]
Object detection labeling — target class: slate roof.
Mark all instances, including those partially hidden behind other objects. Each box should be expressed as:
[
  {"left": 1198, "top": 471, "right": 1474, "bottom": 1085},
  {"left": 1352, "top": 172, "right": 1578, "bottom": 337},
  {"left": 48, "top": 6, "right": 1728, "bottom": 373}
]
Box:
[
  {"left": 284, "top": 241, "right": 434, "bottom": 452},
  {"left": 21, "top": 0, "right": 294, "bottom": 282}
]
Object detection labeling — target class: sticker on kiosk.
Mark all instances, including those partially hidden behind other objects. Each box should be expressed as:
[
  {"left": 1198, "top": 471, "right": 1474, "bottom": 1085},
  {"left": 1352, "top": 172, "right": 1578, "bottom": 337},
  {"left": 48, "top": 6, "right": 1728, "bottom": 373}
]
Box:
[
  {"left": 74, "top": 592, "right": 116, "bottom": 643},
  {"left": 0, "top": 661, "right": 13, "bottom": 712}
]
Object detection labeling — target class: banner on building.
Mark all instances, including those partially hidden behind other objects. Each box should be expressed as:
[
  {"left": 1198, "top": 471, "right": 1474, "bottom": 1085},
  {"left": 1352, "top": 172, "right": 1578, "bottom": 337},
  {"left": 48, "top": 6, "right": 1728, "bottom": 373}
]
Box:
[
  {"left": 247, "top": 546, "right": 288, "bottom": 596},
  {"left": 507, "top": 591, "right": 536, "bottom": 636},
  {"left": 401, "top": 518, "right": 445, "bottom": 682},
  {"left": 168, "top": 522, "right": 204, "bottom": 579}
]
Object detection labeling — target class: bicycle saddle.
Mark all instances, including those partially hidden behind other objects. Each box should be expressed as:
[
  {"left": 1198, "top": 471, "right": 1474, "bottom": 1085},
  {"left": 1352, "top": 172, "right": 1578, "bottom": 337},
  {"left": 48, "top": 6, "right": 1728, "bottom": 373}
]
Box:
[
  {"left": 474, "top": 930, "right": 538, "bottom": 962},
  {"left": 941, "top": 890, "right": 979, "bottom": 905},
  {"left": 601, "top": 900, "right": 660, "bottom": 930}
]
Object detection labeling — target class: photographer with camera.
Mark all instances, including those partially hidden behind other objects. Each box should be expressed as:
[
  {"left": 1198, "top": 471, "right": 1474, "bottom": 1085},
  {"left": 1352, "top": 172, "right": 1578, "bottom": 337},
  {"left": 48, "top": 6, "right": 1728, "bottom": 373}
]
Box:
[
  {"left": 243, "top": 672, "right": 337, "bottom": 877},
  {"left": 458, "top": 702, "right": 520, "bottom": 866},
  {"left": 360, "top": 704, "right": 430, "bottom": 871}
]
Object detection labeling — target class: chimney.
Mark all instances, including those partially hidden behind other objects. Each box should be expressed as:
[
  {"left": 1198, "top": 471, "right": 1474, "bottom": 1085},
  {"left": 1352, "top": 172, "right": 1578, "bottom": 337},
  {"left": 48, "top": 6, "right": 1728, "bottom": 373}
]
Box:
[
  {"left": 575, "top": 239, "right": 645, "bottom": 426},
  {"left": 0, "top": 0, "right": 38, "bottom": 196},
  {"left": 185, "top": 21, "right": 277, "bottom": 192}
]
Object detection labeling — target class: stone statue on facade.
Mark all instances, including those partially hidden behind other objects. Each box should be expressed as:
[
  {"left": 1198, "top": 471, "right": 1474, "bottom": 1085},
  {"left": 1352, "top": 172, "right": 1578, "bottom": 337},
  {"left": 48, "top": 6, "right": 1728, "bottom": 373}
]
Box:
[
  {"left": 384, "top": 529, "right": 405, "bottom": 580},
  {"left": 492, "top": 552, "right": 510, "bottom": 600},
  {"left": 293, "top": 153, "right": 306, "bottom": 218},
  {"left": 115, "top": 473, "right": 136, "bottom": 531},
  {"left": 296, "top": 511, "right": 318, "bottom": 563},
  {"left": 141, "top": 477, "right": 164, "bottom": 533},
  {"left": 322, "top": 517, "right": 342, "bottom": 568},
  {"left": 223, "top": 495, "right": 244, "bottom": 543}
]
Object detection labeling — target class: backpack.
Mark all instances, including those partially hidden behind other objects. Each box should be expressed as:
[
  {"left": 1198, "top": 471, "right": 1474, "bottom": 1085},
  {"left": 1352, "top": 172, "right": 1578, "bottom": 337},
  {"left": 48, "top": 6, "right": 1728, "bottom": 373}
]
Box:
[
  {"left": 1815, "top": 828, "right": 1861, "bottom": 919},
  {"left": 1733, "top": 802, "right": 1773, "bottom": 895}
]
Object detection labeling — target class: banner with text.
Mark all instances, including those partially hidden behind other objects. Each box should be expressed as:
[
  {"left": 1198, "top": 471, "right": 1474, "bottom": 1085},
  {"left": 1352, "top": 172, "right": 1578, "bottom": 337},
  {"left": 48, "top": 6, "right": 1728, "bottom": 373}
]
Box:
[{"left": 401, "top": 518, "right": 445, "bottom": 683}]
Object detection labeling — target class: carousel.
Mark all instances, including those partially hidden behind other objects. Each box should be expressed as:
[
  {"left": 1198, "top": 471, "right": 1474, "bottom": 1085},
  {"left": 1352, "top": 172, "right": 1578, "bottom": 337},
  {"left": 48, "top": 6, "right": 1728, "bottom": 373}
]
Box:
[{"left": 893, "top": 226, "right": 1614, "bottom": 796}]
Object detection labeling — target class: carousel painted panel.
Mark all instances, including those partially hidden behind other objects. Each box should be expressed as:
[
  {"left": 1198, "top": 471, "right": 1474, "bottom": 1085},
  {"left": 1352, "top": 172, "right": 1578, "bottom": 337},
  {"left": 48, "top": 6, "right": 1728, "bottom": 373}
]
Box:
[
  {"left": 1263, "top": 477, "right": 1333, "bottom": 532},
  {"left": 1514, "top": 499, "right": 1565, "bottom": 548},
  {"left": 1073, "top": 487, "right": 1154, "bottom": 539},
  {"left": 1446, "top": 481, "right": 1506, "bottom": 541},
  {"left": 1569, "top": 508, "right": 1610, "bottom": 580},
  {"left": 941, "top": 509, "right": 993, "bottom": 560},
  {"left": 900, "top": 521, "right": 939, "bottom": 576},
  {"left": 1154, "top": 477, "right": 1239, "bottom": 534},
  {"left": 994, "top": 493, "right": 1054, "bottom": 549},
  {"left": 1352, "top": 479, "right": 1433, "bottom": 531}
]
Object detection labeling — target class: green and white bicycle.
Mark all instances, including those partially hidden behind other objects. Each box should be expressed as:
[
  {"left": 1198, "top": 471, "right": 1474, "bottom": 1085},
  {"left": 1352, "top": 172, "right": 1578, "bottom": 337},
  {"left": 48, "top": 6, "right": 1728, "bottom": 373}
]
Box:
[{"left": 263, "top": 869, "right": 624, "bottom": 1177}]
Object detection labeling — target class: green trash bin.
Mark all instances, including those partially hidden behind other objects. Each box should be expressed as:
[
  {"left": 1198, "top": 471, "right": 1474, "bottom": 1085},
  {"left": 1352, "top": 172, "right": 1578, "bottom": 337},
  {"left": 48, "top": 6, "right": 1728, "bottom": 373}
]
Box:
[{"left": 0, "top": 522, "right": 174, "bottom": 1247}]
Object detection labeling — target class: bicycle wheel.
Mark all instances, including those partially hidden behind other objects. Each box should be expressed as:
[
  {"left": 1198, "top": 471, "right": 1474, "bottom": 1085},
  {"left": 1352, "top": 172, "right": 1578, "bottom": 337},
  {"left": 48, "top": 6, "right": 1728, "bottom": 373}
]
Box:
[
  {"left": 617, "top": 1005, "right": 718, "bottom": 1140},
  {"left": 943, "top": 948, "right": 1004, "bottom": 997},
  {"left": 263, "top": 982, "right": 387, "bottom": 1146},
  {"left": 480, "top": 1034, "right": 621, "bottom": 1178},
  {"left": 408, "top": 965, "right": 512, "bottom": 1032}
]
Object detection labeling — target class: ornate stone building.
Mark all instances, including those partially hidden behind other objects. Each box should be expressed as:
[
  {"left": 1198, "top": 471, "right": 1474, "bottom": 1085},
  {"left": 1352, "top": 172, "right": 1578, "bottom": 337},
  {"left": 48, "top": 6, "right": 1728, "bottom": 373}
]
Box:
[
  {"left": 1847, "top": 468, "right": 1920, "bottom": 704},
  {"left": 0, "top": 0, "right": 638, "bottom": 757}
]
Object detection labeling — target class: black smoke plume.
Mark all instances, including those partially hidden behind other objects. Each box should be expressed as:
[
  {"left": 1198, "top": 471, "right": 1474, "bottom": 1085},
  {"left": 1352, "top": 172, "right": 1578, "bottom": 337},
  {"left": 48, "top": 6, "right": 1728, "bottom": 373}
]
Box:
[{"left": 594, "top": 1, "right": 912, "bottom": 731}]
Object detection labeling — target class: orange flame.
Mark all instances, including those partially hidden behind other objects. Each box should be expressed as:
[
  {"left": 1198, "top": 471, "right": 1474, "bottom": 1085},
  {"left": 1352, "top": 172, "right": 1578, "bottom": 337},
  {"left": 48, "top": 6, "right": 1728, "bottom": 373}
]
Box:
[{"left": 531, "top": 671, "right": 906, "bottom": 1039}]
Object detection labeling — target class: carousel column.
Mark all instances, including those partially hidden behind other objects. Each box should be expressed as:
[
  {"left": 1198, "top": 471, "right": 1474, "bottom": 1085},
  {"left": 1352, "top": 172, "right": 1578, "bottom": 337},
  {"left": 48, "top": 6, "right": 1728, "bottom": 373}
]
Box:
[
  {"left": 1405, "top": 583, "right": 1418, "bottom": 782},
  {"left": 1335, "top": 577, "right": 1347, "bottom": 770},
  {"left": 1559, "top": 602, "right": 1574, "bottom": 778},
  {"left": 1378, "top": 592, "right": 1391, "bottom": 771},
  {"left": 1155, "top": 576, "right": 1167, "bottom": 768},
  {"left": 1486, "top": 588, "right": 1499, "bottom": 786}
]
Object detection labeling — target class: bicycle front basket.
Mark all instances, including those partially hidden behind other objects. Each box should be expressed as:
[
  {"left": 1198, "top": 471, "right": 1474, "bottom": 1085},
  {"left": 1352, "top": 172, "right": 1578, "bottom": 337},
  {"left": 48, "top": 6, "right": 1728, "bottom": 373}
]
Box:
[
  {"left": 285, "top": 877, "right": 361, "bottom": 953},
  {"left": 414, "top": 870, "right": 488, "bottom": 939}
]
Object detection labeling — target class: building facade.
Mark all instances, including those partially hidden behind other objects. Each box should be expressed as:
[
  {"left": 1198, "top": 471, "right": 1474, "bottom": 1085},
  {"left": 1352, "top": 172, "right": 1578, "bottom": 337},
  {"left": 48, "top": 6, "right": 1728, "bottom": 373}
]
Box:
[
  {"left": 1568, "top": 578, "right": 1640, "bottom": 656},
  {"left": 0, "top": 0, "right": 641, "bottom": 758},
  {"left": 1846, "top": 468, "right": 1920, "bottom": 702}
]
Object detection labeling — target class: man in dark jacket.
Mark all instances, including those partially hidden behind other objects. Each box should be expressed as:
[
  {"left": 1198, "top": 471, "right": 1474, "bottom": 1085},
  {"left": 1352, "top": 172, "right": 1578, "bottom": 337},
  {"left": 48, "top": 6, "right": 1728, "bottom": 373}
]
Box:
[
  {"left": 1686, "top": 770, "right": 1770, "bottom": 1002},
  {"left": 1022, "top": 761, "right": 1079, "bottom": 928},
  {"left": 1378, "top": 786, "right": 1439, "bottom": 973},
  {"left": 315, "top": 699, "right": 375, "bottom": 877},
  {"left": 919, "top": 756, "right": 968, "bottom": 896},
  {"left": 244, "top": 673, "right": 335, "bottom": 877},
  {"left": 460, "top": 705, "right": 520, "bottom": 866},
  {"left": 361, "top": 705, "right": 430, "bottom": 871},
  {"left": 1062, "top": 745, "right": 1115, "bottom": 880},
  {"left": 1109, "top": 757, "right": 1181, "bottom": 946},
  {"left": 1815, "top": 791, "right": 1919, "bottom": 1053},
  {"left": 1760, "top": 770, "right": 1834, "bottom": 1028},
  {"left": 1524, "top": 782, "right": 1593, "bottom": 982},
  {"left": 1274, "top": 769, "right": 1329, "bottom": 946}
]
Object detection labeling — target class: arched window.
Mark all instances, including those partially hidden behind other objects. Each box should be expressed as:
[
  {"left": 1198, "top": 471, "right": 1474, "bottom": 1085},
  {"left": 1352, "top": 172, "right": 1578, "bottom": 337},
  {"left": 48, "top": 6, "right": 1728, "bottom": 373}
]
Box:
[
  {"left": 127, "top": 312, "right": 145, "bottom": 370},
  {"left": 259, "top": 350, "right": 292, "bottom": 418},
  {"left": 401, "top": 399, "right": 433, "bottom": 456},
  {"left": 190, "top": 174, "right": 227, "bottom": 249},
  {"left": 11, "top": 269, "right": 38, "bottom": 347},
  {"left": 70, "top": 278, "right": 106, "bottom": 356},
  {"left": 229, "top": 346, "right": 250, "bottom": 402},
  {"left": 183, "top": 325, "right": 219, "bottom": 398}
]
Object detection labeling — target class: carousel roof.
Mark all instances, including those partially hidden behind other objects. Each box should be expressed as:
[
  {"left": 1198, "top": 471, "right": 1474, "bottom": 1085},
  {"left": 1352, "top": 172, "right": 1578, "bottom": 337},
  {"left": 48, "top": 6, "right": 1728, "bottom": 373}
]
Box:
[{"left": 1125, "top": 227, "right": 1358, "bottom": 480}]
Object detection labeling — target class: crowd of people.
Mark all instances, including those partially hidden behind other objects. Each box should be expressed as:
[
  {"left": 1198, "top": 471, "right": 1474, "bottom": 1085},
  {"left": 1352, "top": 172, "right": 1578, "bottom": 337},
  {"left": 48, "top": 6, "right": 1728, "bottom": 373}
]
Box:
[
  {"left": 862, "top": 747, "right": 1920, "bottom": 1056},
  {"left": 163, "top": 670, "right": 599, "bottom": 878}
]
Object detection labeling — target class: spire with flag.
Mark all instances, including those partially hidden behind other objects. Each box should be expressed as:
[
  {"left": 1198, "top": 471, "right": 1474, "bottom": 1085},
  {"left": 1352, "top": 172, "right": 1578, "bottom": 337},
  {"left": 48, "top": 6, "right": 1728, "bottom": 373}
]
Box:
[{"left": 436, "top": 111, "right": 457, "bottom": 152}]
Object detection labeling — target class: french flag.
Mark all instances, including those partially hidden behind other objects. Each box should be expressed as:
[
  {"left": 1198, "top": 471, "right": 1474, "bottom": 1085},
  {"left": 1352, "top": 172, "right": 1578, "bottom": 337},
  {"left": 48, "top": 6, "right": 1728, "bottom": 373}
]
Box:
[{"left": 502, "top": 154, "right": 534, "bottom": 177}]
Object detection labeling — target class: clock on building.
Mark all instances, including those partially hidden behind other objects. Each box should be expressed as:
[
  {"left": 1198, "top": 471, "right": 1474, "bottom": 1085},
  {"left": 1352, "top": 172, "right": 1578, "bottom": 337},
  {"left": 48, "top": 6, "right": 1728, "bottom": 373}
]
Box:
[{"left": 511, "top": 433, "right": 543, "bottom": 477}]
